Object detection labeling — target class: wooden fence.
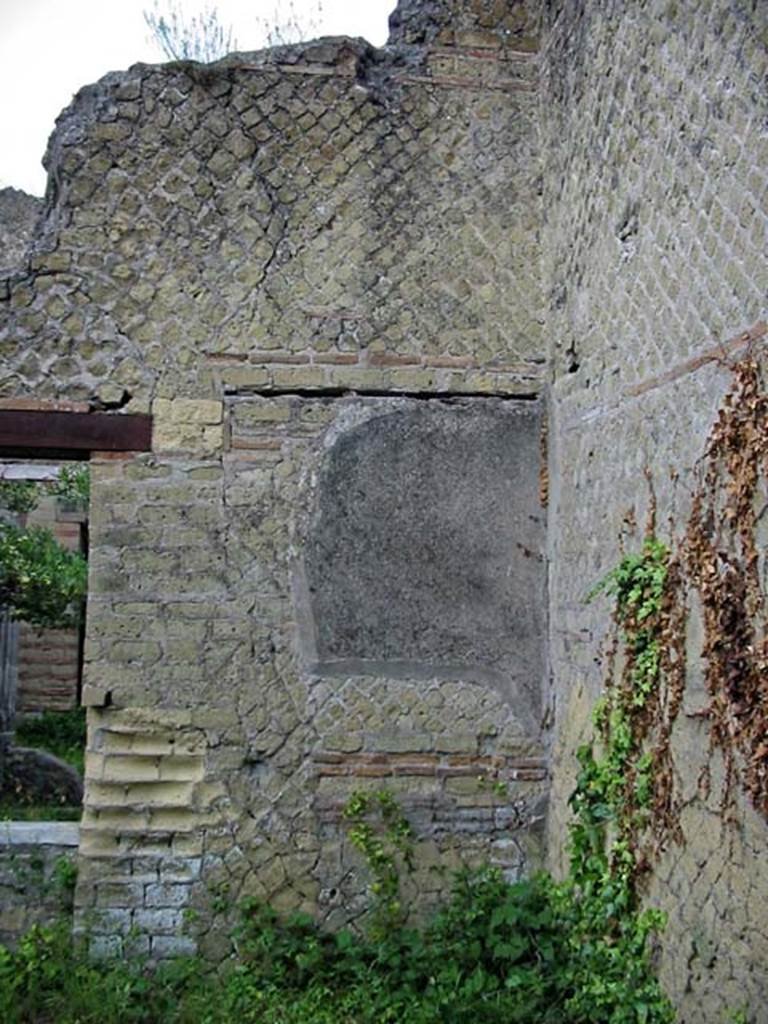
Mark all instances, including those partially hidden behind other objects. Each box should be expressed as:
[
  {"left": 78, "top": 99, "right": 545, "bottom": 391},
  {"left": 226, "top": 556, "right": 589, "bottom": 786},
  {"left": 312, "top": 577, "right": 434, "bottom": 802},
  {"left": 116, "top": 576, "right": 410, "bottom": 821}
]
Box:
[{"left": 0, "top": 606, "right": 18, "bottom": 784}]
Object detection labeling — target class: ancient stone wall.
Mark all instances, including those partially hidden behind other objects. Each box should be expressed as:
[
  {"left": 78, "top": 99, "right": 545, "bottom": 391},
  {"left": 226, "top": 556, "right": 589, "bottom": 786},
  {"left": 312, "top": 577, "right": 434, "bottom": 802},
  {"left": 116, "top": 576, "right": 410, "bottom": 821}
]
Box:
[
  {"left": 0, "top": 822, "right": 78, "bottom": 946},
  {"left": 1, "top": 25, "right": 542, "bottom": 409},
  {"left": 2, "top": 1, "right": 766, "bottom": 1016},
  {"left": 542, "top": 1, "right": 768, "bottom": 1019},
  {"left": 79, "top": 395, "right": 546, "bottom": 959},
  {"left": 0, "top": 1, "right": 548, "bottom": 962},
  {"left": 0, "top": 188, "right": 42, "bottom": 274}
]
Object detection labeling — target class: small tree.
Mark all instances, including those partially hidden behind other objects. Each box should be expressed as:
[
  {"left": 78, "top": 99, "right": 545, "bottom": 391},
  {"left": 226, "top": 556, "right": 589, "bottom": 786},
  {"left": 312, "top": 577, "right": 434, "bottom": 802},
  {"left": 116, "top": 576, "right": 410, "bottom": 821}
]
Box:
[
  {"left": 0, "top": 525, "right": 87, "bottom": 630},
  {"left": 144, "top": 1, "right": 238, "bottom": 62},
  {"left": 144, "top": 1, "right": 325, "bottom": 62}
]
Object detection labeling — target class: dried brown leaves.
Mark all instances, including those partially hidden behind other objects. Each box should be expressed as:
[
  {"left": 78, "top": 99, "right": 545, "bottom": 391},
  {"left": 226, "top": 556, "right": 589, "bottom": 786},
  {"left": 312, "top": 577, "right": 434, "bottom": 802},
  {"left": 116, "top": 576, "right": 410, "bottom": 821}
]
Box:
[{"left": 683, "top": 358, "right": 768, "bottom": 821}]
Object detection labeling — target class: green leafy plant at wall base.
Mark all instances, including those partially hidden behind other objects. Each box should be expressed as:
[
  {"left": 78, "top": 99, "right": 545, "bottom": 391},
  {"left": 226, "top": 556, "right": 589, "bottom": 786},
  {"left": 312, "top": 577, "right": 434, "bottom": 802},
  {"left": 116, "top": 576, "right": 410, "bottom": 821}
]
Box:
[{"left": 0, "top": 540, "right": 676, "bottom": 1023}]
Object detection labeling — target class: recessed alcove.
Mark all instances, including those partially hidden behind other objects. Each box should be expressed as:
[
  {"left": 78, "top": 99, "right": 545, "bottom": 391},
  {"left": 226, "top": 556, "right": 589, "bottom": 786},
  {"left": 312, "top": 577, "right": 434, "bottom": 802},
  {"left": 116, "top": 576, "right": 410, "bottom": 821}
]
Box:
[{"left": 301, "top": 398, "right": 546, "bottom": 723}]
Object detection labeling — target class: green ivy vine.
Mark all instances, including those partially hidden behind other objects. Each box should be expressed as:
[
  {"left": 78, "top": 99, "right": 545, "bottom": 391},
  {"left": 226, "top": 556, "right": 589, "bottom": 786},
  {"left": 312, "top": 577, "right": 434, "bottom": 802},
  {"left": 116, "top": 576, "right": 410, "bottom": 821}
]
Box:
[
  {"left": 335, "top": 540, "right": 681, "bottom": 1021},
  {"left": 579, "top": 537, "right": 681, "bottom": 880},
  {"left": 342, "top": 788, "right": 414, "bottom": 937},
  {"left": 343, "top": 770, "right": 674, "bottom": 1021}
]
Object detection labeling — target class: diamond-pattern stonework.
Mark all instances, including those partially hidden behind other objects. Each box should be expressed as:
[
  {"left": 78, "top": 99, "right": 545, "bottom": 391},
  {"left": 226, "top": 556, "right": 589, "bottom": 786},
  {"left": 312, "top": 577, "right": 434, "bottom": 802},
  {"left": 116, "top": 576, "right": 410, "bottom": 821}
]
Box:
[
  {"left": 543, "top": 2, "right": 768, "bottom": 1020},
  {"left": 77, "top": 392, "right": 547, "bottom": 962},
  {"left": 0, "top": 36, "right": 543, "bottom": 408}
]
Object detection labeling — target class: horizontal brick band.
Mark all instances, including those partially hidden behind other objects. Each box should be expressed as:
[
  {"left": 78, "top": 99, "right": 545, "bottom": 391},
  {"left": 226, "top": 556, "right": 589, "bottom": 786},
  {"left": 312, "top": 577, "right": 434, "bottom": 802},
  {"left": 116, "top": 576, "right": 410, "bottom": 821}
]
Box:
[{"left": 312, "top": 750, "right": 547, "bottom": 781}]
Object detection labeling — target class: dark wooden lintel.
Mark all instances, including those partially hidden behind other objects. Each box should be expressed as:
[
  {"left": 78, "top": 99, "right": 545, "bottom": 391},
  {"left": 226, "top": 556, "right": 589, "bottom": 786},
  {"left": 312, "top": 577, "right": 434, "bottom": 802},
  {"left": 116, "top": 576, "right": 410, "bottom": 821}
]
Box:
[{"left": 0, "top": 411, "right": 152, "bottom": 454}]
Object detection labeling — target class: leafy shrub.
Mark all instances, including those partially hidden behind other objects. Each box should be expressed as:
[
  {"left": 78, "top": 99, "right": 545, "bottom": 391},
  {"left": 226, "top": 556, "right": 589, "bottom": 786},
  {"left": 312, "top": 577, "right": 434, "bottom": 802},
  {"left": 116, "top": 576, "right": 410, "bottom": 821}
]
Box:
[
  {"left": 0, "top": 864, "right": 674, "bottom": 1024},
  {"left": 51, "top": 465, "right": 90, "bottom": 509},
  {"left": 0, "top": 481, "right": 39, "bottom": 516}
]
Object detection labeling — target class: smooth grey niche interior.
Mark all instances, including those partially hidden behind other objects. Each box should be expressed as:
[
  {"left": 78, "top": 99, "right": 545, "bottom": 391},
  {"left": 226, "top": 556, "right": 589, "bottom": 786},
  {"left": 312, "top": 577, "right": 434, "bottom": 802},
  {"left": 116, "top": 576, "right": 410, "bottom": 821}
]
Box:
[{"left": 301, "top": 398, "right": 546, "bottom": 723}]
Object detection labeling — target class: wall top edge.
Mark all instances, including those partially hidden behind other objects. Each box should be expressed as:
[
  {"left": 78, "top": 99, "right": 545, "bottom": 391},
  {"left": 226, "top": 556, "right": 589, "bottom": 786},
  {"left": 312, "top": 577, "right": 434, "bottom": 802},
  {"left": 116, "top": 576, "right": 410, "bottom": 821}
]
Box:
[{"left": 0, "top": 821, "right": 80, "bottom": 847}]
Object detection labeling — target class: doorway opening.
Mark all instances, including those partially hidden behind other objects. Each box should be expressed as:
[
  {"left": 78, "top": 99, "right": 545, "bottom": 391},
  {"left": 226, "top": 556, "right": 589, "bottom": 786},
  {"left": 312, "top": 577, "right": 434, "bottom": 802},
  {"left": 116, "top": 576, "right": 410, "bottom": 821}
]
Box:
[{"left": 0, "top": 458, "right": 89, "bottom": 822}]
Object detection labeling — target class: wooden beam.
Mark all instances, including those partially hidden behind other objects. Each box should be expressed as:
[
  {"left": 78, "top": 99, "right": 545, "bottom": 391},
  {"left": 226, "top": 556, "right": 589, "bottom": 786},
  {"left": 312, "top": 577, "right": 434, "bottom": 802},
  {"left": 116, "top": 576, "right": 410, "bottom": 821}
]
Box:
[{"left": 0, "top": 411, "right": 152, "bottom": 454}]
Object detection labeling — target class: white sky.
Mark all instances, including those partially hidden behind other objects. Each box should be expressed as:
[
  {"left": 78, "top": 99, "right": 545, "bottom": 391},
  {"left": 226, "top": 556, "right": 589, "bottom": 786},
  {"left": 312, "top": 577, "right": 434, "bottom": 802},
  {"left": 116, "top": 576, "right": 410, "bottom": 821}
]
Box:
[{"left": 0, "top": 0, "right": 393, "bottom": 196}]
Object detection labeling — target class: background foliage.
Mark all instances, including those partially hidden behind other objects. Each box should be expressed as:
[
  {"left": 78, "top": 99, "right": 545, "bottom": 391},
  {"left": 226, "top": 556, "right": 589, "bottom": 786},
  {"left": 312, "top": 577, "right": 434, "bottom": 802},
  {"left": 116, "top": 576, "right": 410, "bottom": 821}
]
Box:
[
  {"left": 0, "top": 524, "right": 87, "bottom": 629},
  {"left": 0, "top": 466, "right": 88, "bottom": 629}
]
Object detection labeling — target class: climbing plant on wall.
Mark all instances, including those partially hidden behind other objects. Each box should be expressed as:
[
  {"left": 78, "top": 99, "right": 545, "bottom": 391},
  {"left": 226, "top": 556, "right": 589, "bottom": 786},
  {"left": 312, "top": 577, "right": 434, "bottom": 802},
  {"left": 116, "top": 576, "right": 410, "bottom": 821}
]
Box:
[
  {"left": 682, "top": 357, "right": 768, "bottom": 822},
  {"left": 555, "top": 350, "right": 768, "bottom": 1024},
  {"left": 579, "top": 351, "right": 768, "bottom": 921}
]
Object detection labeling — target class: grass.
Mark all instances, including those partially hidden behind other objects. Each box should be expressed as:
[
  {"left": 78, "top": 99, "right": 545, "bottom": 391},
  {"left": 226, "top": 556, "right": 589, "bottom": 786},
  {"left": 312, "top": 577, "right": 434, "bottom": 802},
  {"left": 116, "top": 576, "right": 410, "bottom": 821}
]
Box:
[
  {"left": 14, "top": 708, "right": 86, "bottom": 775},
  {"left": 0, "top": 802, "right": 81, "bottom": 822}
]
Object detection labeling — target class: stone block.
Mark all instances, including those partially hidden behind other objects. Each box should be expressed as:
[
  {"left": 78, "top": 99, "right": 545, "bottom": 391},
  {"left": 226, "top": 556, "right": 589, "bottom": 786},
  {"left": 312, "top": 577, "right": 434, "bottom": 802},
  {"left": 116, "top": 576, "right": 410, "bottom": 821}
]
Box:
[
  {"left": 0, "top": 908, "right": 31, "bottom": 941},
  {"left": 89, "top": 935, "right": 123, "bottom": 959},
  {"left": 101, "top": 755, "right": 161, "bottom": 783},
  {"left": 233, "top": 400, "right": 292, "bottom": 425},
  {"left": 90, "top": 908, "right": 132, "bottom": 935},
  {"left": 220, "top": 367, "right": 270, "bottom": 389},
  {"left": 81, "top": 688, "right": 112, "bottom": 712},
  {"left": 77, "top": 829, "right": 122, "bottom": 857},
  {"left": 0, "top": 822, "right": 79, "bottom": 847},
  {"left": 366, "top": 731, "right": 433, "bottom": 754},
  {"left": 152, "top": 398, "right": 224, "bottom": 453},
  {"left": 122, "top": 782, "right": 194, "bottom": 807},
  {"left": 154, "top": 398, "right": 222, "bottom": 427},
  {"left": 124, "top": 933, "right": 151, "bottom": 958},
  {"left": 124, "top": 735, "right": 176, "bottom": 757},
  {"left": 270, "top": 366, "right": 326, "bottom": 389},
  {"left": 144, "top": 882, "right": 191, "bottom": 908},
  {"left": 433, "top": 733, "right": 480, "bottom": 754},
  {"left": 158, "top": 755, "right": 205, "bottom": 782},
  {"left": 95, "top": 881, "right": 145, "bottom": 908},
  {"left": 146, "top": 808, "right": 197, "bottom": 831},
  {"left": 160, "top": 858, "right": 202, "bottom": 882},
  {"left": 151, "top": 934, "right": 197, "bottom": 959},
  {"left": 171, "top": 835, "right": 204, "bottom": 857},
  {"left": 135, "top": 908, "right": 184, "bottom": 934}
]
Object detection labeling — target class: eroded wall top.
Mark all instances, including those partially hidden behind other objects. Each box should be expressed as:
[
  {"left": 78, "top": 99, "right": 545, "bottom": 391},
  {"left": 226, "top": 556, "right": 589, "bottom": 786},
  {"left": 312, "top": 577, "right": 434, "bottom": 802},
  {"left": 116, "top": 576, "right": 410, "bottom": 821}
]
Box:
[
  {"left": 0, "top": 3, "right": 543, "bottom": 413},
  {"left": 388, "top": 0, "right": 539, "bottom": 49}
]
